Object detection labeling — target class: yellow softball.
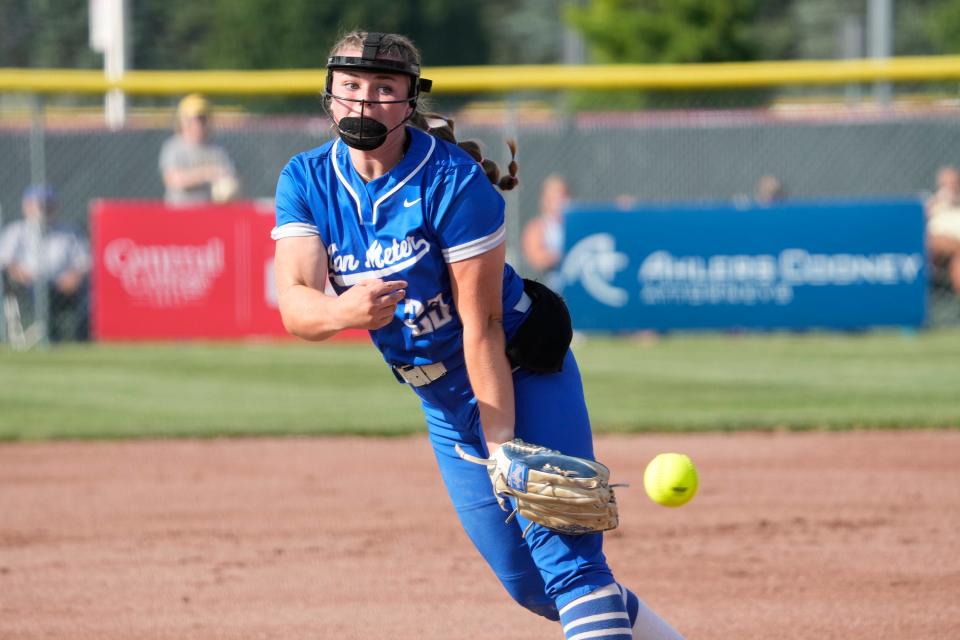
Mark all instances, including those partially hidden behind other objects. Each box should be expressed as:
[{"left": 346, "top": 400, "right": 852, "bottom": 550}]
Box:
[{"left": 643, "top": 453, "right": 699, "bottom": 507}]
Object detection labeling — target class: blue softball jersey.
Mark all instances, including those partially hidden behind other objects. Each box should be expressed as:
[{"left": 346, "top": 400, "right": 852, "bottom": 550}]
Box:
[{"left": 272, "top": 126, "right": 525, "bottom": 367}]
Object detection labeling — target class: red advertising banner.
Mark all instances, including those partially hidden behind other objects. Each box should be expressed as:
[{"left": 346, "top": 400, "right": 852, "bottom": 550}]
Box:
[{"left": 91, "top": 200, "right": 290, "bottom": 340}]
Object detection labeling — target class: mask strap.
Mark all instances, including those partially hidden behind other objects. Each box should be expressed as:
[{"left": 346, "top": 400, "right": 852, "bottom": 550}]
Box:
[{"left": 362, "top": 33, "right": 383, "bottom": 62}]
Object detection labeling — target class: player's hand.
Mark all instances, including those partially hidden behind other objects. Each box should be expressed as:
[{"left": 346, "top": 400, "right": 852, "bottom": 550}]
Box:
[
  {"left": 55, "top": 270, "right": 84, "bottom": 295},
  {"left": 7, "top": 264, "right": 33, "bottom": 286},
  {"left": 201, "top": 164, "right": 230, "bottom": 184},
  {"left": 336, "top": 279, "right": 406, "bottom": 330}
]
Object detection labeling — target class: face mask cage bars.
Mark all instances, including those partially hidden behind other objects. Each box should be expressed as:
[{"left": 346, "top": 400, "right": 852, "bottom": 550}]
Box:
[{"left": 321, "top": 33, "right": 433, "bottom": 149}]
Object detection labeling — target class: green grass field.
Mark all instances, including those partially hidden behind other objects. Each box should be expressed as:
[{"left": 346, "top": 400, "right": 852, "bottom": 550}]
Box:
[{"left": 1, "top": 329, "right": 958, "bottom": 440}]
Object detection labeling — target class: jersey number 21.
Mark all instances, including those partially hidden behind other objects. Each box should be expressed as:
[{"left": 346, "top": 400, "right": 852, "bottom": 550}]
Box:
[{"left": 403, "top": 293, "right": 453, "bottom": 336}]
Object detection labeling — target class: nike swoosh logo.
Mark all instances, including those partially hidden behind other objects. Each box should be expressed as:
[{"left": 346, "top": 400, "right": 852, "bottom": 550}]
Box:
[{"left": 403, "top": 198, "right": 422, "bottom": 208}]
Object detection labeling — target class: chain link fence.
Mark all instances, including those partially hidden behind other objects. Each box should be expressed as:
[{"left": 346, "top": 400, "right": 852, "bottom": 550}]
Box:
[{"left": 2, "top": 85, "right": 959, "bottom": 345}]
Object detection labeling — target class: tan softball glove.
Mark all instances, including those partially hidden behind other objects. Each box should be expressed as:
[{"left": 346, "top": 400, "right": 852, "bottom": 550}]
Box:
[{"left": 455, "top": 439, "right": 619, "bottom": 537}]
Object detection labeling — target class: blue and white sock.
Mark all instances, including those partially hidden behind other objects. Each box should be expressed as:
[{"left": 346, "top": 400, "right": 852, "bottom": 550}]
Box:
[
  {"left": 558, "top": 583, "right": 632, "bottom": 640},
  {"left": 617, "top": 583, "right": 685, "bottom": 640}
]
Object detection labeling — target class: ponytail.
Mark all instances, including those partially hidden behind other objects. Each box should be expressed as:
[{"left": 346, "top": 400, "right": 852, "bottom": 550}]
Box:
[{"left": 411, "top": 112, "right": 519, "bottom": 192}]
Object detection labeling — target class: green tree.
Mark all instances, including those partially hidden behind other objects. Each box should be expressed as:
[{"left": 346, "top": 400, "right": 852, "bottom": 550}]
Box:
[
  {"left": 927, "top": 0, "right": 960, "bottom": 53},
  {"left": 566, "top": 0, "right": 762, "bottom": 64},
  {"left": 133, "top": 0, "right": 216, "bottom": 70},
  {"left": 132, "top": 0, "right": 492, "bottom": 111},
  {"left": 483, "top": 0, "right": 567, "bottom": 64},
  {"left": 133, "top": 0, "right": 490, "bottom": 70},
  {"left": 0, "top": 0, "right": 99, "bottom": 68},
  {"left": 565, "top": 0, "right": 766, "bottom": 109}
]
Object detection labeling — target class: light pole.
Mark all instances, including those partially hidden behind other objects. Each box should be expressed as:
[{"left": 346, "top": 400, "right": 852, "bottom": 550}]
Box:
[
  {"left": 89, "top": 0, "right": 131, "bottom": 129},
  {"left": 867, "top": 0, "right": 893, "bottom": 106}
]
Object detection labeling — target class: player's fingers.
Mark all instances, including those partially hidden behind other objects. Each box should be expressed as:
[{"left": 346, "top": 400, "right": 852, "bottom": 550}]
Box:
[
  {"left": 369, "top": 279, "right": 407, "bottom": 296},
  {"left": 377, "top": 288, "right": 406, "bottom": 307},
  {"left": 371, "top": 309, "right": 396, "bottom": 328}
]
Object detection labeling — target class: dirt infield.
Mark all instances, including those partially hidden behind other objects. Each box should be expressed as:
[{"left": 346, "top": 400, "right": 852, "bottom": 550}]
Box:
[{"left": 1, "top": 431, "right": 958, "bottom": 639}]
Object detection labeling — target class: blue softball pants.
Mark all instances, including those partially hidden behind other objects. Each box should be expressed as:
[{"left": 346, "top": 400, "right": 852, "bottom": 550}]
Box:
[{"left": 410, "top": 349, "right": 615, "bottom": 621}]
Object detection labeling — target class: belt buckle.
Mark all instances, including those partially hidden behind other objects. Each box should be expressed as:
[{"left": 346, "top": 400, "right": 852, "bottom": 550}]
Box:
[
  {"left": 394, "top": 364, "right": 430, "bottom": 387},
  {"left": 393, "top": 362, "right": 446, "bottom": 387},
  {"left": 402, "top": 365, "right": 431, "bottom": 387}
]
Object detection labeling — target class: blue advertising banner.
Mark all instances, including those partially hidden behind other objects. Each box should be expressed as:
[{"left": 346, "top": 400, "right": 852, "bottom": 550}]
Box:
[{"left": 559, "top": 199, "right": 926, "bottom": 331}]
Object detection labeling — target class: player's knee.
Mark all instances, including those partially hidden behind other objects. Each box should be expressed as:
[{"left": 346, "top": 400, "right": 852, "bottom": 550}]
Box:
[
  {"left": 516, "top": 593, "right": 560, "bottom": 621},
  {"left": 502, "top": 582, "right": 559, "bottom": 621}
]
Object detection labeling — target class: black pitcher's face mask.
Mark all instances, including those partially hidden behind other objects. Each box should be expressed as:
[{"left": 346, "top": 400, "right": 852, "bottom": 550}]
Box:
[
  {"left": 325, "top": 90, "right": 411, "bottom": 152},
  {"left": 323, "top": 32, "right": 432, "bottom": 151}
]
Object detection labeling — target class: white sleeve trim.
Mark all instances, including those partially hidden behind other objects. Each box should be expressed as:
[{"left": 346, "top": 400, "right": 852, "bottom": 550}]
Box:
[
  {"left": 442, "top": 223, "right": 506, "bottom": 263},
  {"left": 271, "top": 222, "right": 320, "bottom": 240}
]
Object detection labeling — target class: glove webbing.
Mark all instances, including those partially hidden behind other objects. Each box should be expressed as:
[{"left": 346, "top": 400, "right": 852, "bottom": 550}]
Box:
[{"left": 455, "top": 442, "right": 620, "bottom": 537}]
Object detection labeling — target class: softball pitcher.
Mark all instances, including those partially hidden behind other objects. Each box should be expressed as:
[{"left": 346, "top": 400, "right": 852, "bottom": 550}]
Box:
[{"left": 272, "top": 30, "right": 684, "bottom": 640}]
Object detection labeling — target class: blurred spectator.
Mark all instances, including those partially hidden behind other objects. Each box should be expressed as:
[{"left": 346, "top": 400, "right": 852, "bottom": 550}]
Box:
[
  {"left": 521, "top": 174, "right": 571, "bottom": 291},
  {"left": 0, "top": 186, "right": 90, "bottom": 343},
  {"left": 160, "top": 93, "right": 239, "bottom": 206},
  {"left": 614, "top": 193, "right": 639, "bottom": 210},
  {"left": 924, "top": 165, "right": 960, "bottom": 293},
  {"left": 754, "top": 174, "right": 786, "bottom": 205}
]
